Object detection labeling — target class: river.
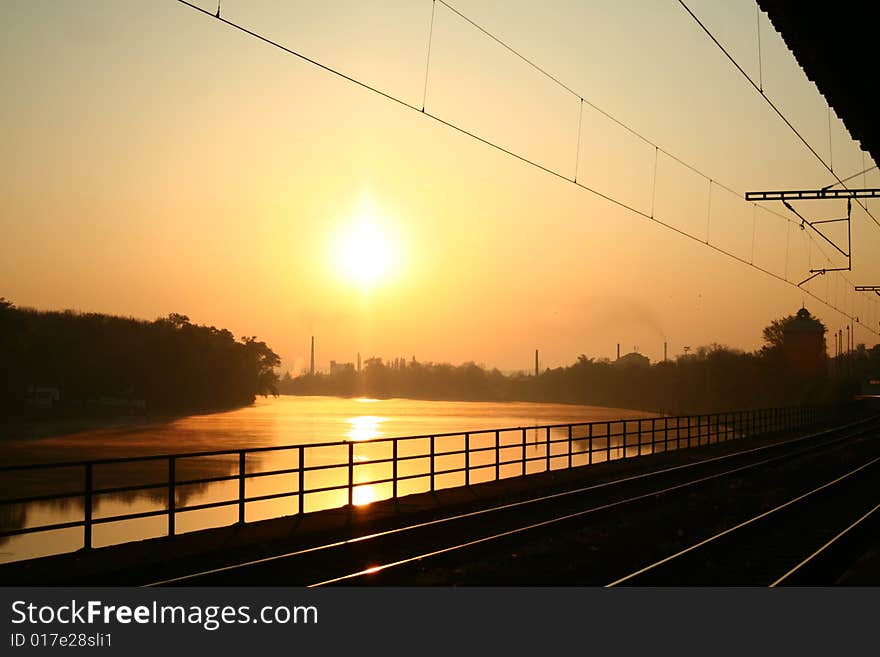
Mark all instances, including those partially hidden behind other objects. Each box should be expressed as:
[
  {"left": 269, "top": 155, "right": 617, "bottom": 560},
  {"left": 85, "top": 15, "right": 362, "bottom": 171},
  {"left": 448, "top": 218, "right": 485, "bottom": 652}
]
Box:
[{"left": 0, "top": 396, "right": 657, "bottom": 564}]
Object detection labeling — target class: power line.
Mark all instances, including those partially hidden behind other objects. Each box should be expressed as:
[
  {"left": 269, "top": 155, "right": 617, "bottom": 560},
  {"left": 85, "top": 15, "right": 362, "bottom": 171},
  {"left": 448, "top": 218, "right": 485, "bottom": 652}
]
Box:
[
  {"left": 675, "top": 0, "right": 880, "bottom": 323},
  {"left": 173, "top": 0, "right": 878, "bottom": 336},
  {"left": 433, "top": 0, "right": 875, "bottom": 313},
  {"left": 440, "top": 0, "right": 741, "bottom": 200},
  {"left": 823, "top": 164, "right": 878, "bottom": 190},
  {"left": 676, "top": 0, "right": 880, "bottom": 231}
]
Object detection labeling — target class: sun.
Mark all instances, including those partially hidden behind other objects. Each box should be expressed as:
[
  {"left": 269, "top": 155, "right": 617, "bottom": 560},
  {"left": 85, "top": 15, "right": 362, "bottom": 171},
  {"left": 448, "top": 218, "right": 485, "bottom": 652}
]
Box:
[{"left": 334, "top": 204, "right": 395, "bottom": 290}]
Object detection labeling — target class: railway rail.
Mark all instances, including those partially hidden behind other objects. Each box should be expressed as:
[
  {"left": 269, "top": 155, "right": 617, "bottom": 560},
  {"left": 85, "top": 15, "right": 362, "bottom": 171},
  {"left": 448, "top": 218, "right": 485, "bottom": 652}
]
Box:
[{"left": 607, "top": 454, "right": 880, "bottom": 586}]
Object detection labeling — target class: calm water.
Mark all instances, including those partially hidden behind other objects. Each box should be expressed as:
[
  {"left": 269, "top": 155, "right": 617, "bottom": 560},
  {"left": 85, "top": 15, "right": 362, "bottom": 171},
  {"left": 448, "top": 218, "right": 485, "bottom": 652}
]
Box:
[{"left": 0, "top": 396, "right": 656, "bottom": 564}]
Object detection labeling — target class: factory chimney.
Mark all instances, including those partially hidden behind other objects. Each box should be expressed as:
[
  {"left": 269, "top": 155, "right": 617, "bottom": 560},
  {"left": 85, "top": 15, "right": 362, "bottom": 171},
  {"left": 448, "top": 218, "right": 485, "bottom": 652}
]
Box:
[
  {"left": 664, "top": 341, "right": 667, "bottom": 362},
  {"left": 310, "top": 336, "right": 315, "bottom": 375},
  {"left": 616, "top": 343, "right": 620, "bottom": 360},
  {"left": 535, "top": 349, "right": 539, "bottom": 377}
]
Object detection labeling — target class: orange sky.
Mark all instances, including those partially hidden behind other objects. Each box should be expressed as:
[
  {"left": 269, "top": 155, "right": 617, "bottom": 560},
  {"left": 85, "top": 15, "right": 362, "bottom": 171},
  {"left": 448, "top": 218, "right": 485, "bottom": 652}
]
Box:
[{"left": 2, "top": 0, "right": 879, "bottom": 374}]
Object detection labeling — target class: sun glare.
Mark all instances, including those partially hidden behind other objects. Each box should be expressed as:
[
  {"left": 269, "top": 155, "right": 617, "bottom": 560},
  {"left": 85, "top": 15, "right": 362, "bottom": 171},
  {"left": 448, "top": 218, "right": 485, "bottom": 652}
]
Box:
[{"left": 335, "top": 207, "right": 394, "bottom": 289}]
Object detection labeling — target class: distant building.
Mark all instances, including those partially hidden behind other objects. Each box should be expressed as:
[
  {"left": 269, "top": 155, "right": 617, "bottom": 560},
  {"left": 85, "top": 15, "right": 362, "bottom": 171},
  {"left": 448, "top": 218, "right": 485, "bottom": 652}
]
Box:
[
  {"left": 782, "top": 308, "right": 826, "bottom": 376},
  {"left": 329, "top": 360, "right": 355, "bottom": 375},
  {"left": 613, "top": 352, "right": 650, "bottom": 369}
]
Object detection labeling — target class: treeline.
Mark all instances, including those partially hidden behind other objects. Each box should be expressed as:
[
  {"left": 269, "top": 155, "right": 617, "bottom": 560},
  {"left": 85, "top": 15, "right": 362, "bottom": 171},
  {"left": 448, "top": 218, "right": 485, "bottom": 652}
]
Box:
[
  {"left": 0, "top": 299, "right": 280, "bottom": 416},
  {"left": 280, "top": 348, "right": 873, "bottom": 414},
  {"left": 280, "top": 314, "right": 879, "bottom": 415},
  {"left": 280, "top": 358, "right": 510, "bottom": 401}
]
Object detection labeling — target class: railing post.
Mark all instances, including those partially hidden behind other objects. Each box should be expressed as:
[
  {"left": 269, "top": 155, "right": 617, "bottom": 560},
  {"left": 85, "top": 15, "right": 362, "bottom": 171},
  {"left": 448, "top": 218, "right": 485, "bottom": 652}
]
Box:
[
  {"left": 664, "top": 417, "right": 669, "bottom": 452},
  {"left": 545, "top": 427, "right": 551, "bottom": 472},
  {"left": 83, "top": 463, "right": 93, "bottom": 550},
  {"left": 465, "top": 433, "right": 470, "bottom": 486},
  {"left": 392, "top": 438, "right": 398, "bottom": 499},
  {"left": 638, "top": 419, "right": 643, "bottom": 456},
  {"left": 588, "top": 423, "right": 593, "bottom": 465},
  {"left": 651, "top": 417, "right": 656, "bottom": 452},
  {"left": 495, "top": 430, "right": 500, "bottom": 480},
  {"left": 622, "top": 421, "right": 627, "bottom": 459},
  {"left": 168, "top": 456, "right": 176, "bottom": 537},
  {"left": 521, "top": 428, "right": 526, "bottom": 476},
  {"left": 238, "top": 450, "right": 246, "bottom": 524},
  {"left": 605, "top": 422, "right": 611, "bottom": 462},
  {"left": 348, "top": 441, "right": 354, "bottom": 506},
  {"left": 430, "top": 435, "right": 436, "bottom": 492},
  {"left": 298, "top": 446, "right": 305, "bottom": 514},
  {"left": 568, "top": 425, "right": 573, "bottom": 468}
]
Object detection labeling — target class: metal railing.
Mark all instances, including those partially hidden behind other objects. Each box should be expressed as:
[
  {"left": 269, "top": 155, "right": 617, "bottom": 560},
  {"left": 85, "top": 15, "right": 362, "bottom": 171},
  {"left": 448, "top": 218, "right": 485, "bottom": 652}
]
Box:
[{"left": 0, "top": 405, "right": 827, "bottom": 553}]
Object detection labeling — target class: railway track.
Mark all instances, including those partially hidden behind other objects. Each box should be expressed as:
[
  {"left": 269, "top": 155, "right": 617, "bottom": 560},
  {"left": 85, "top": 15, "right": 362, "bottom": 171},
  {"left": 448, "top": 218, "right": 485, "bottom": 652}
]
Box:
[
  {"left": 147, "top": 415, "right": 880, "bottom": 587},
  {"left": 607, "top": 454, "right": 880, "bottom": 586}
]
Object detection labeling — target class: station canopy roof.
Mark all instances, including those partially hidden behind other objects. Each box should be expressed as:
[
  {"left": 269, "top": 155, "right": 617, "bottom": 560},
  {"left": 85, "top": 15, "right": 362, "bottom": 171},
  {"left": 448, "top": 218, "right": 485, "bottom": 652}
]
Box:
[{"left": 757, "top": 1, "right": 880, "bottom": 168}]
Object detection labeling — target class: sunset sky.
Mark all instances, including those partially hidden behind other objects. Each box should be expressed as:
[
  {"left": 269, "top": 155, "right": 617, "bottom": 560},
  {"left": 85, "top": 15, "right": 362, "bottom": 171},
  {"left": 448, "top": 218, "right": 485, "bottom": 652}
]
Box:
[{"left": 3, "top": 0, "right": 879, "bottom": 374}]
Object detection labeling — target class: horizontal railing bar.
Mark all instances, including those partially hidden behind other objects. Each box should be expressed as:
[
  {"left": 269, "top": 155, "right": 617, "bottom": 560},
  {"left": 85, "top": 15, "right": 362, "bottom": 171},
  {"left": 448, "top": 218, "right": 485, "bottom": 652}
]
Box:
[
  {"left": 89, "top": 480, "right": 173, "bottom": 497},
  {"left": 348, "top": 476, "right": 395, "bottom": 489},
  {"left": 172, "top": 473, "right": 241, "bottom": 488},
  {"left": 2, "top": 447, "right": 583, "bottom": 506},
  {"left": 170, "top": 499, "right": 241, "bottom": 516},
  {"left": 0, "top": 519, "right": 86, "bottom": 538},
  {"left": 240, "top": 466, "right": 301, "bottom": 481},
  {"left": 90, "top": 507, "right": 170, "bottom": 525},
  {"left": 240, "top": 490, "right": 300, "bottom": 505}
]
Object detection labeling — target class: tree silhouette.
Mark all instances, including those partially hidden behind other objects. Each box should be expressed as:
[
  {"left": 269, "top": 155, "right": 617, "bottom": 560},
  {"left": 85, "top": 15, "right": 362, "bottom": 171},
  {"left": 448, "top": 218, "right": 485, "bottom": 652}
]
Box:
[{"left": 0, "top": 301, "right": 280, "bottom": 417}]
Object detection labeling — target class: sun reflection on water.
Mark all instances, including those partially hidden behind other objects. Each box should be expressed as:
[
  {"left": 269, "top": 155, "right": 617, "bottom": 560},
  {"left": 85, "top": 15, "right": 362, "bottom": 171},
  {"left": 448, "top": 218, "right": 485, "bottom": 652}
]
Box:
[
  {"left": 352, "top": 485, "right": 377, "bottom": 506},
  {"left": 347, "top": 415, "right": 386, "bottom": 441}
]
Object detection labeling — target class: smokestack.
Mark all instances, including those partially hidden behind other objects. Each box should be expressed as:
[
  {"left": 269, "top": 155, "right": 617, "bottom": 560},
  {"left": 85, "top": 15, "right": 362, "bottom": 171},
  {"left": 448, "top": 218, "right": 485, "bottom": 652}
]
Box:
[
  {"left": 617, "top": 343, "right": 620, "bottom": 360},
  {"left": 664, "top": 341, "right": 667, "bottom": 362},
  {"left": 357, "top": 352, "right": 361, "bottom": 372},
  {"left": 310, "top": 336, "right": 315, "bottom": 375},
  {"left": 535, "top": 349, "right": 539, "bottom": 377}
]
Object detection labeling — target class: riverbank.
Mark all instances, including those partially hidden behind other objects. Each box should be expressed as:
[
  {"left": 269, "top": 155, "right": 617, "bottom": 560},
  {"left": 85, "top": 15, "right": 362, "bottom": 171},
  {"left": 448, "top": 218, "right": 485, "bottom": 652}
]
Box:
[{"left": 0, "top": 402, "right": 254, "bottom": 443}]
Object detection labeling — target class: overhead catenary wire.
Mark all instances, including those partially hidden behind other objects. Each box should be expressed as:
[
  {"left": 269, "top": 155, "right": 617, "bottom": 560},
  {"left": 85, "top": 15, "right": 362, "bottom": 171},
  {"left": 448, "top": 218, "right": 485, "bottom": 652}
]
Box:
[
  {"left": 441, "top": 0, "right": 879, "bottom": 324},
  {"left": 823, "top": 163, "right": 878, "bottom": 190},
  {"left": 441, "top": 0, "right": 877, "bottom": 315},
  {"left": 676, "top": 0, "right": 880, "bottom": 231},
  {"left": 172, "top": 0, "right": 879, "bottom": 336},
  {"left": 438, "top": 0, "right": 742, "bottom": 200}
]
